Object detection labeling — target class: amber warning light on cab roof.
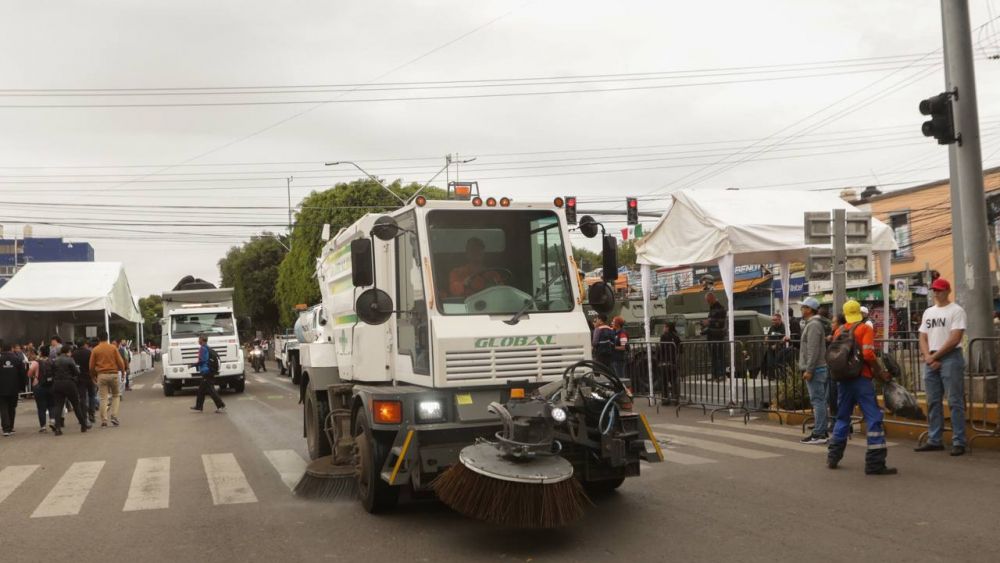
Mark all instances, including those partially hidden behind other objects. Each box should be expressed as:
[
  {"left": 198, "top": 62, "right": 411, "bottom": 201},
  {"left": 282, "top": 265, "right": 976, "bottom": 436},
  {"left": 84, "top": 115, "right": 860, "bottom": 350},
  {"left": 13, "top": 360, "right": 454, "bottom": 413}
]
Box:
[{"left": 447, "top": 181, "right": 479, "bottom": 200}]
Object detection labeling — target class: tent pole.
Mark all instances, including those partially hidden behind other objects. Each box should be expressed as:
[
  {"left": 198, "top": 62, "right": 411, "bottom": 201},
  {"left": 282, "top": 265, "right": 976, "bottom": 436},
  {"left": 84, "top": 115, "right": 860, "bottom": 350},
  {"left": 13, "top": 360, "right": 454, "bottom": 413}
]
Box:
[
  {"left": 718, "top": 254, "right": 737, "bottom": 406},
  {"left": 104, "top": 309, "right": 110, "bottom": 339},
  {"left": 780, "top": 261, "right": 791, "bottom": 339},
  {"left": 641, "top": 264, "right": 654, "bottom": 406}
]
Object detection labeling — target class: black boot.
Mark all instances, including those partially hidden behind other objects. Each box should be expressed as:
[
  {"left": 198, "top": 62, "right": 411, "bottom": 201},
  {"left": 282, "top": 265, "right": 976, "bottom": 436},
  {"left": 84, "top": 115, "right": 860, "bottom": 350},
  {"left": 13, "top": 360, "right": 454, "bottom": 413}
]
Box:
[
  {"left": 827, "top": 440, "right": 847, "bottom": 469},
  {"left": 865, "top": 448, "right": 897, "bottom": 475}
]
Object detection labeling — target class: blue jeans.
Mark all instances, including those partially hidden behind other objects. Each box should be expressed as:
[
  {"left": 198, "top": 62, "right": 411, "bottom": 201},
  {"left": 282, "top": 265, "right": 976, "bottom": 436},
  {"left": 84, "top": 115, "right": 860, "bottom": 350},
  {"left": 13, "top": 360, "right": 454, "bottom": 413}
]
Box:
[
  {"left": 806, "top": 366, "right": 829, "bottom": 437},
  {"left": 829, "top": 376, "right": 887, "bottom": 456},
  {"left": 31, "top": 384, "right": 55, "bottom": 428},
  {"left": 924, "top": 349, "right": 966, "bottom": 447}
]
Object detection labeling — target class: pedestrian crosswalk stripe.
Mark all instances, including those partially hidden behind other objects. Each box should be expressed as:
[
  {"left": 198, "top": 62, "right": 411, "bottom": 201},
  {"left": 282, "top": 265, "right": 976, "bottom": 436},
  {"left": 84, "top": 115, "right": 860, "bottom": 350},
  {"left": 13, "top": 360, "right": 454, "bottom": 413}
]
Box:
[
  {"left": 123, "top": 457, "right": 170, "bottom": 512},
  {"left": 31, "top": 461, "right": 105, "bottom": 518},
  {"left": 702, "top": 420, "right": 897, "bottom": 447},
  {"left": 653, "top": 423, "right": 820, "bottom": 454},
  {"left": 657, "top": 433, "right": 782, "bottom": 459},
  {"left": 153, "top": 384, "right": 162, "bottom": 389},
  {"left": 263, "top": 450, "right": 308, "bottom": 491},
  {"left": 131, "top": 384, "right": 146, "bottom": 390},
  {"left": 202, "top": 453, "right": 257, "bottom": 505},
  {"left": 254, "top": 377, "right": 267, "bottom": 384},
  {"left": 659, "top": 448, "right": 717, "bottom": 465},
  {"left": 0, "top": 465, "right": 39, "bottom": 505}
]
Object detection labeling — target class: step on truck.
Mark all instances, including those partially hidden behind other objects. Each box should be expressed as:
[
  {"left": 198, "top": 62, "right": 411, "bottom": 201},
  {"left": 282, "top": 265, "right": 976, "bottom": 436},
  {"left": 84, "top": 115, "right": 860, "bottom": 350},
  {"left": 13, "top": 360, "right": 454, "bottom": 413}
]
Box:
[
  {"left": 297, "top": 186, "right": 662, "bottom": 515},
  {"left": 160, "top": 286, "right": 246, "bottom": 396}
]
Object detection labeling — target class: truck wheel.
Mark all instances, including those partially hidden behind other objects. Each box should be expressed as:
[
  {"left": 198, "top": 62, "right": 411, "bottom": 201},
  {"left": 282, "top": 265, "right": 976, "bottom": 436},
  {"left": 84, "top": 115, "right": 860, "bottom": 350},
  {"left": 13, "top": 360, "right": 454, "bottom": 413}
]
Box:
[
  {"left": 583, "top": 476, "right": 625, "bottom": 494},
  {"left": 278, "top": 361, "right": 286, "bottom": 376},
  {"left": 355, "top": 412, "right": 399, "bottom": 513},
  {"left": 305, "top": 392, "right": 331, "bottom": 460},
  {"left": 163, "top": 382, "right": 175, "bottom": 397},
  {"left": 290, "top": 357, "right": 301, "bottom": 385},
  {"left": 233, "top": 379, "right": 245, "bottom": 393}
]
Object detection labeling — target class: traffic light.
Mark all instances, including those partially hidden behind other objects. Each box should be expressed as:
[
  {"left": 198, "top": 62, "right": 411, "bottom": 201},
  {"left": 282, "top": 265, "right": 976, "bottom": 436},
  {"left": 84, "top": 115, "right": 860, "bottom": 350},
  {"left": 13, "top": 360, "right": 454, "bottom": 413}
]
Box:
[
  {"left": 919, "top": 92, "right": 957, "bottom": 145},
  {"left": 565, "top": 196, "right": 577, "bottom": 224},
  {"left": 626, "top": 197, "right": 638, "bottom": 225}
]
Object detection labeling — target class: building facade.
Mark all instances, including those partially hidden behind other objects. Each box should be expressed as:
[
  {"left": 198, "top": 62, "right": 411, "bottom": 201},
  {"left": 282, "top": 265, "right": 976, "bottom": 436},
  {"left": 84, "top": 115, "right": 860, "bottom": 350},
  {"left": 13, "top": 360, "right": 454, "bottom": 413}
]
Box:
[{"left": 0, "top": 233, "right": 95, "bottom": 286}]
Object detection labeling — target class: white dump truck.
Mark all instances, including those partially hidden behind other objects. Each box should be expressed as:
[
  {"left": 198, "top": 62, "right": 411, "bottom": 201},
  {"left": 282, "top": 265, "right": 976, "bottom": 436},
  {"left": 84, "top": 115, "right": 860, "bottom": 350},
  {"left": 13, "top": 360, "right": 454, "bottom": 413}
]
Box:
[
  {"left": 160, "top": 286, "right": 246, "bottom": 396},
  {"left": 296, "top": 186, "right": 661, "bottom": 515}
]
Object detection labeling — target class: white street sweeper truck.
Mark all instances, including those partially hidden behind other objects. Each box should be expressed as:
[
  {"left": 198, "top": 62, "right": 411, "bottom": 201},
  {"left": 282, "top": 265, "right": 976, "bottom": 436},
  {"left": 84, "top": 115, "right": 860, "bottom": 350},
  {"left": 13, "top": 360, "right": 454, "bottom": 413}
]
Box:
[{"left": 295, "top": 185, "right": 662, "bottom": 527}]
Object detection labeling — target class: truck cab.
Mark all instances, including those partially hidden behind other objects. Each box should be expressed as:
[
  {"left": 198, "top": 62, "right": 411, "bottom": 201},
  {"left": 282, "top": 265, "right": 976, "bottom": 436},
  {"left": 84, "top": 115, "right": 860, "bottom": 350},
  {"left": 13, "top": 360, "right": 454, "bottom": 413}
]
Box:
[{"left": 160, "top": 288, "right": 246, "bottom": 396}]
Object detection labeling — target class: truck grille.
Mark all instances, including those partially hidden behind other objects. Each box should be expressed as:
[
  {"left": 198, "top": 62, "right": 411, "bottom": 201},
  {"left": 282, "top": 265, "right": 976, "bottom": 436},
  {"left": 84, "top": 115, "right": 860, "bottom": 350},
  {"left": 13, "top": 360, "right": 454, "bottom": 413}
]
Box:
[
  {"left": 444, "top": 345, "right": 586, "bottom": 381},
  {"left": 179, "top": 345, "right": 231, "bottom": 362}
]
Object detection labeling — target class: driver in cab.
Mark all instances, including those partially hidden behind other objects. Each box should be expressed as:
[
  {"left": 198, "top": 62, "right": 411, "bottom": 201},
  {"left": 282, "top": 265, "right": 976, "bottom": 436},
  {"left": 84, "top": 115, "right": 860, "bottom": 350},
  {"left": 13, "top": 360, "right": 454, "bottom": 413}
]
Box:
[{"left": 449, "top": 237, "right": 504, "bottom": 297}]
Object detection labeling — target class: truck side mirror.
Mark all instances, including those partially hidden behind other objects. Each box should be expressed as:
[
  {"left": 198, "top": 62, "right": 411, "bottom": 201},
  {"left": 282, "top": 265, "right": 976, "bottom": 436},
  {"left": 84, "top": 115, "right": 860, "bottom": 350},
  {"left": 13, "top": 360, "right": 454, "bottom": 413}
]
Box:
[
  {"left": 371, "top": 216, "right": 400, "bottom": 241},
  {"left": 351, "top": 239, "right": 374, "bottom": 287},
  {"left": 588, "top": 281, "right": 615, "bottom": 314},
  {"left": 578, "top": 215, "right": 600, "bottom": 238},
  {"left": 601, "top": 234, "right": 618, "bottom": 283},
  {"left": 356, "top": 288, "right": 394, "bottom": 325}
]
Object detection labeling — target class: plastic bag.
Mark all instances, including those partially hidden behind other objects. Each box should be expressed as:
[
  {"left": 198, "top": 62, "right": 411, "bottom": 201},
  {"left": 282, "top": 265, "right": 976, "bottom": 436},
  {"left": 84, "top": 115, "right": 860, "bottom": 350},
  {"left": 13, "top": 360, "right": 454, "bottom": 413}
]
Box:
[{"left": 882, "top": 380, "right": 926, "bottom": 421}]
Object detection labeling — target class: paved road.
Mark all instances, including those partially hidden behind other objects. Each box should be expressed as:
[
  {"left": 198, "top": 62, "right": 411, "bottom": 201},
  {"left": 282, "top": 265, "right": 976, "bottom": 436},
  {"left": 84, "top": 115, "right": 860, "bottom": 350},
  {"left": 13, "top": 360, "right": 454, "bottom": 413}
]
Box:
[{"left": 2, "top": 366, "right": 999, "bottom": 562}]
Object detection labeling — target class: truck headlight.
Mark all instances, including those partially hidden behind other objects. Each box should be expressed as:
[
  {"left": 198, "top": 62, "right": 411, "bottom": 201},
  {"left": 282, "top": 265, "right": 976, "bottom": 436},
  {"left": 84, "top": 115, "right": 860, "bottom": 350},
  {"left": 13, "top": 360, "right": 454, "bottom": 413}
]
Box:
[
  {"left": 417, "top": 400, "right": 443, "bottom": 422},
  {"left": 550, "top": 407, "right": 567, "bottom": 423}
]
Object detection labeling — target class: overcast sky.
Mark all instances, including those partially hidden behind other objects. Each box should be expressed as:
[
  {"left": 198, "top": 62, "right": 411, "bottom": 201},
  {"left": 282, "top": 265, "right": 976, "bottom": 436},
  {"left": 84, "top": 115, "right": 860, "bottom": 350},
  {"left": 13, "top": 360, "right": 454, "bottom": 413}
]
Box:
[{"left": 2, "top": 0, "right": 999, "bottom": 299}]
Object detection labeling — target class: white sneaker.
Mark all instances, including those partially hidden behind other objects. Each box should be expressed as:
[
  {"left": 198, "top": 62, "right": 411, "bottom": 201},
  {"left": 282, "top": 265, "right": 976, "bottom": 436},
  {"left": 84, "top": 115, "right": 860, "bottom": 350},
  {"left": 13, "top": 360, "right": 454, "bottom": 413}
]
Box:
[{"left": 805, "top": 435, "right": 829, "bottom": 445}]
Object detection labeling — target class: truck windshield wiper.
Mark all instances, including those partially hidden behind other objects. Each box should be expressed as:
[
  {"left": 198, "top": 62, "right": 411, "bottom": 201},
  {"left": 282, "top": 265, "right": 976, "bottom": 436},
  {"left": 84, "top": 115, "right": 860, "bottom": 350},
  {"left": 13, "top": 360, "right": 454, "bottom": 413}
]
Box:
[{"left": 504, "top": 264, "right": 568, "bottom": 326}]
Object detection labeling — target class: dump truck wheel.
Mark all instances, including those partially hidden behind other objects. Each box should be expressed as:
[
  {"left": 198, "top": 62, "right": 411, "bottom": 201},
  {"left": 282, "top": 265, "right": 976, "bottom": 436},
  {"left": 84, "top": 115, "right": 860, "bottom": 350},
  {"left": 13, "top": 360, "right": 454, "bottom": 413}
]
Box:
[
  {"left": 305, "top": 391, "right": 331, "bottom": 460},
  {"left": 355, "top": 412, "right": 399, "bottom": 513}
]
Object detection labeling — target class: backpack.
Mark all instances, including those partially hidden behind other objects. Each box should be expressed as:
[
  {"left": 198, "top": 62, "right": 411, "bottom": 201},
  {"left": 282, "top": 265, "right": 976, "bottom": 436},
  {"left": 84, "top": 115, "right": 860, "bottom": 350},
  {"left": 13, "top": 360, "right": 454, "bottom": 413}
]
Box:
[
  {"left": 207, "top": 348, "right": 221, "bottom": 375},
  {"left": 826, "top": 323, "right": 863, "bottom": 381},
  {"left": 38, "top": 359, "right": 55, "bottom": 387},
  {"left": 595, "top": 327, "right": 615, "bottom": 358}
]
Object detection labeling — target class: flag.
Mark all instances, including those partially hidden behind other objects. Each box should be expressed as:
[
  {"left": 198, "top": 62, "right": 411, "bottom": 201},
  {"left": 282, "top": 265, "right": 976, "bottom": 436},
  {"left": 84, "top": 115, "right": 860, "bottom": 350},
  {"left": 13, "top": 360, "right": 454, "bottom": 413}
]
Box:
[
  {"left": 634, "top": 223, "right": 643, "bottom": 238},
  {"left": 621, "top": 227, "right": 629, "bottom": 241}
]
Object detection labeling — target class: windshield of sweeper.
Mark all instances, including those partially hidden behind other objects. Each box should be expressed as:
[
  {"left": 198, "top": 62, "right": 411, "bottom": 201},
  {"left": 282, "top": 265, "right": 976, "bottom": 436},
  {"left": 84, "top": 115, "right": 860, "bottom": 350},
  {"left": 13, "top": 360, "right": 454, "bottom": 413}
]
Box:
[{"left": 427, "top": 209, "right": 573, "bottom": 315}]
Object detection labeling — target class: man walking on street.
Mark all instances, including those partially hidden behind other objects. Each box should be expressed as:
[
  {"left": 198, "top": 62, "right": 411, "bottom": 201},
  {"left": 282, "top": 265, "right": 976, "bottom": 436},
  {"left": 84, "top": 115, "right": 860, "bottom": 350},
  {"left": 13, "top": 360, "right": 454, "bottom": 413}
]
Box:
[
  {"left": 0, "top": 341, "right": 28, "bottom": 436},
  {"left": 798, "top": 297, "right": 829, "bottom": 445},
  {"left": 90, "top": 330, "right": 126, "bottom": 428},
  {"left": 915, "top": 278, "right": 968, "bottom": 456},
  {"left": 191, "top": 335, "right": 226, "bottom": 413},
  {"left": 827, "top": 300, "right": 896, "bottom": 475},
  {"left": 73, "top": 339, "right": 95, "bottom": 424},
  {"left": 51, "top": 344, "right": 89, "bottom": 435}
]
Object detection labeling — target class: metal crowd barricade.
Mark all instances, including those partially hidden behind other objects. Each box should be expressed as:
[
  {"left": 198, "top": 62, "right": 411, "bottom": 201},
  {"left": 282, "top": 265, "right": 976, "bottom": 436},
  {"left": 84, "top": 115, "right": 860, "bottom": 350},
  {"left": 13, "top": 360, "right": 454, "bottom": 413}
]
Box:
[{"left": 966, "top": 337, "right": 1000, "bottom": 448}]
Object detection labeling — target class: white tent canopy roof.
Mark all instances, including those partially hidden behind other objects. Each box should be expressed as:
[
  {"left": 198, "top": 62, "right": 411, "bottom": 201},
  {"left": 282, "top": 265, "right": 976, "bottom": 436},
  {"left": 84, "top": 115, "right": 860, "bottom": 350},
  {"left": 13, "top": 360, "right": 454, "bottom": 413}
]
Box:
[
  {"left": 0, "top": 262, "right": 142, "bottom": 323},
  {"left": 635, "top": 189, "right": 898, "bottom": 268}
]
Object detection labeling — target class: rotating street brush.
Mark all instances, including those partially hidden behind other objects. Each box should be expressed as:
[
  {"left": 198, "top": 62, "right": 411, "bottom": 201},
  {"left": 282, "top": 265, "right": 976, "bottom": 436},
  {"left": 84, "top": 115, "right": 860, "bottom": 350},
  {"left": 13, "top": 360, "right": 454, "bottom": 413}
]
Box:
[
  {"left": 433, "top": 443, "right": 591, "bottom": 528},
  {"left": 293, "top": 456, "right": 358, "bottom": 501}
]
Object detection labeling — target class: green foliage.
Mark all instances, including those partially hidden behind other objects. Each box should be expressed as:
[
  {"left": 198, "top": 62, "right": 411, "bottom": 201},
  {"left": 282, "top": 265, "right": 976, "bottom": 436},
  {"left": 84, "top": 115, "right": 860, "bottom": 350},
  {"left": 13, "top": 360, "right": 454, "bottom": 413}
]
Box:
[
  {"left": 572, "top": 247, "right": 601, "bottom": 273},
  {"left": 218, "top": 233, "right": 288, "bottom": 336},
  {"left": 618, "top": 240, "right": 637, "bottom": 268},
  {"left": 275, "top": 179, "right": 445, "bottom": 326},
  {"left": 137, "top": 294, "right": 163, "bottom": 346}
]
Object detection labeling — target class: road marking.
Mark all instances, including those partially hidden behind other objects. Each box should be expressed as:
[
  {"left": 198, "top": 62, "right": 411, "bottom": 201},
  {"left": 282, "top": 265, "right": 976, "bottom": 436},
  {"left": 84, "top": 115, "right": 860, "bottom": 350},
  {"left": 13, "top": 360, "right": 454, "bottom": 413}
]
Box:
[
  {"left": 131, "top": 384, "right": 146, "bottom": 390},
  {"left": 202, "top": 454, "right": 257, "bottom": 505},
  {"left": 0, "top": 465, "right": 39, "bottom": 505},
  {"left": 254, "top": 377, "right": 267, "bottom": 384},
  {"left": 31, "top": 461, "right": 105, "bottom": 518},
  {"left": 702, "top": 420, "right": 898, "bottom": 447},
  {"left": 152, "top": 384, "right": 162, "bottom": 389},
  {"left": 123, "top": 457, "right": 170, "bottom": 512},
  {"left": 653, "top": 423, "right": 820, "bottom": 454},
  {"left": 263, "top": 450, "right": 308, "bottom": 491},
  {"left": 659, "top": 448, "right": 717, "bottom": 465},
  {"left": 657, "top": 434, "right": 782, "bottom": 459}
]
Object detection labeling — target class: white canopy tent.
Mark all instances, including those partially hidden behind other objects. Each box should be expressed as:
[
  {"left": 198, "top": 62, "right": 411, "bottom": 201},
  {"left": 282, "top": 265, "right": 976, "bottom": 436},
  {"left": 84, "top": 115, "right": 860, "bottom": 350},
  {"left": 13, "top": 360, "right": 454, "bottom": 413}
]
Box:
[
  {"left": 0, "top": 262, "right": 143, "bottom": 345},
  {"left": 633, "top": 189, "right": 899, "bottom": 403}
]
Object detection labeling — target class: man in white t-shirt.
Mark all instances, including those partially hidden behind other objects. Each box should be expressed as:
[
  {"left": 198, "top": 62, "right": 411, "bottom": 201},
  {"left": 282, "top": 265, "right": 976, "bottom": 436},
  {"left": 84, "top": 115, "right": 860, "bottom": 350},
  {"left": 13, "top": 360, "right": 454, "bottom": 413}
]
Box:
[{"left": 915, "top": 278, "right": 967, "bottom": 456}]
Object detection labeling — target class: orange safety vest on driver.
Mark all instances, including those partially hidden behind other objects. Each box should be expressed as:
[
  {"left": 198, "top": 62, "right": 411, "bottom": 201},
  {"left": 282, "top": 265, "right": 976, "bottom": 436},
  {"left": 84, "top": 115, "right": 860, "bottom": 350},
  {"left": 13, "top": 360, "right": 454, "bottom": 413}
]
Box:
[{"left": 449, "top": 265, "right": 503, "bottom": 297}]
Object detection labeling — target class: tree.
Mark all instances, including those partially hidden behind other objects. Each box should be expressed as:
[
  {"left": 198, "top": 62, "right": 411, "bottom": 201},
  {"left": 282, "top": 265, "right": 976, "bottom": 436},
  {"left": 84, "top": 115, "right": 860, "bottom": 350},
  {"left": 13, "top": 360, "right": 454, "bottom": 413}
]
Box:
[
  {"left": 275, "top": 179, "right": 445, "bottom": 326},
  {"left": 137, "top": 294, "right": 163, "bottom": 346},
  {"left": 218, "top": 233, "right": 288, "bottom": 337},
  {"left": 572, "top": 247, "right": 601, "bottom": 273},
  {"left": 618, "top": 240, "right": 637, "bottom": 268}
]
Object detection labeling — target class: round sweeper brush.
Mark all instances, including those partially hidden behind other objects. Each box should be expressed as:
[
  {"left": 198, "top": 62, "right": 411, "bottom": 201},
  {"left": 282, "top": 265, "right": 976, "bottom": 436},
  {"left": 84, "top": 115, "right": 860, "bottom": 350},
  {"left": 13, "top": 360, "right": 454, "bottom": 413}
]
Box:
[
  {"left": 433, "top": 442, "right": 592, "bottom": 528},
  {"left": 292, "top": 456, "right": 358, "bottom": 500}
]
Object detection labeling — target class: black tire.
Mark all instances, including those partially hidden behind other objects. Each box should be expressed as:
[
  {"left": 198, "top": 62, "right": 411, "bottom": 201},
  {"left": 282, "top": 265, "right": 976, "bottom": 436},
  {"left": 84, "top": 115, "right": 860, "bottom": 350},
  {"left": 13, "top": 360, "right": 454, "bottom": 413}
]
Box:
[
  {"left": 163, "top": 382, "right": 175, "bottom": 397},
  {"left": 233, "top": 379, "right": 245, "bottom": 393},
  {"left": 278, "top": 361, "right": 286, "bottom": 376},
  {"left": 305, "top": 391, "right": 331, "bottom": 460},
  {"left": 583, "top": 476, "right": 625, "bottom": 494},
  {"left": 290, "top": 357, "right": 301, "bottom": 385},
  {"left": 355, "top": 412, "right": 399, "bottom": 513}
]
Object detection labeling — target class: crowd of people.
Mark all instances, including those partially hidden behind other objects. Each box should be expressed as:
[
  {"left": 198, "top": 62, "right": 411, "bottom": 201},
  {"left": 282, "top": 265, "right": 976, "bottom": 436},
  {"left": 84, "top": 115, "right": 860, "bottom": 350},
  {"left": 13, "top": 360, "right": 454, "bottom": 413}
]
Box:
[{"left": 0, "top": 330, "right": 131, "bottom": 437}]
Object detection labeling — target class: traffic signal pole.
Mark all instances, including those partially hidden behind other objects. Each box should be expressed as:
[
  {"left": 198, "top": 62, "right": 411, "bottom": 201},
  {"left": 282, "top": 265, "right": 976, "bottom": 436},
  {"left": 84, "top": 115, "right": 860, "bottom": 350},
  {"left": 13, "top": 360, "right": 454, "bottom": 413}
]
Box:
[
  {"left": 941, "top": 0, "right": 993, "bottom": 368},
  {"left": 942, "top": 12, "right": 966, "bottom": 291}
]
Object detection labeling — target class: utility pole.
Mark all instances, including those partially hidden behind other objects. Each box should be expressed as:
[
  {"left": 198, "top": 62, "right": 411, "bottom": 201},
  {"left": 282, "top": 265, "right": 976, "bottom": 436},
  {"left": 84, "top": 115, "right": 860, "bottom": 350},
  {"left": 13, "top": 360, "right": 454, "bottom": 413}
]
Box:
[
  {"left": 941, "top": 0, "right": 993, "bottom": 368},
  {"left": 942, "top": 12, "right": 966, "bottom": 292},
  {"left": 832, "top": 209, "right": 847, "bottom": 314}
]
